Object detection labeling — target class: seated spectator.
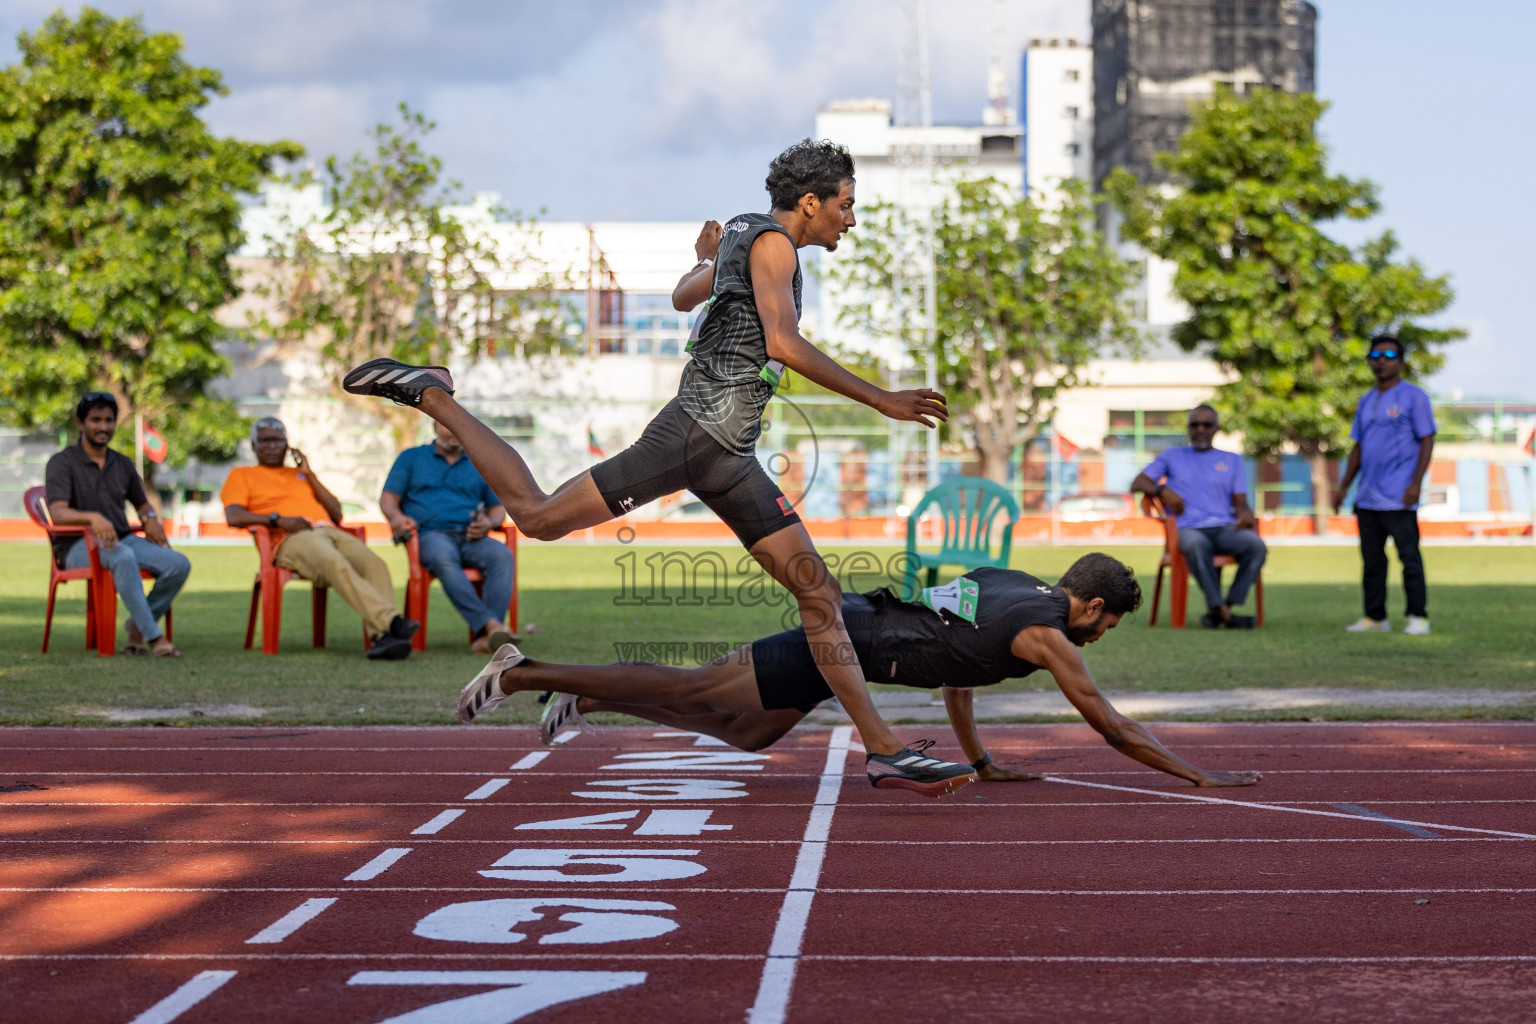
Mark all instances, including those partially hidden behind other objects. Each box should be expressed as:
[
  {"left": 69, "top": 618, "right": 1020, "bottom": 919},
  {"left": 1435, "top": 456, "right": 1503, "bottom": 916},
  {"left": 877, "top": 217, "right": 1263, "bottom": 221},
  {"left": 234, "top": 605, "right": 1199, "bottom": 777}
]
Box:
[
  {"left": 382, "top": 422, "right": 515, "bottom": 653},
  {"left": 1131, "top": 404, "right": 1267, "bottom": 629},
  {"left": 222, "top": 417, "right": 417, "bottom": 660},
  {"left": 45, "top": 392, "right": 190, "bottom": 656}
]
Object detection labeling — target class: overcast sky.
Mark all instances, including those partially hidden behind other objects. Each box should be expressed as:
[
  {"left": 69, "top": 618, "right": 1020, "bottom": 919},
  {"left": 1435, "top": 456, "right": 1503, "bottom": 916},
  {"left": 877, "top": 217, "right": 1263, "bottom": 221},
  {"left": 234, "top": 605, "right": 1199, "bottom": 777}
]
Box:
[{"left": 2, "top": 1, "right": 1527, "bottom": 397}]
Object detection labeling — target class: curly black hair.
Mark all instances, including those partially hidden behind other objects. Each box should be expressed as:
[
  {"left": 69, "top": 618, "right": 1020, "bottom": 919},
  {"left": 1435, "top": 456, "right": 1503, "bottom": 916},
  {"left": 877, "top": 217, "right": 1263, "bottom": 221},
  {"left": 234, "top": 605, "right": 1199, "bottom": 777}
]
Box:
[
  {"left": 1059, "top": 553, "right": 1143, "bottom": 617},
  {"left": 765, "top": 138, "right": 855, "bottom": 212}
]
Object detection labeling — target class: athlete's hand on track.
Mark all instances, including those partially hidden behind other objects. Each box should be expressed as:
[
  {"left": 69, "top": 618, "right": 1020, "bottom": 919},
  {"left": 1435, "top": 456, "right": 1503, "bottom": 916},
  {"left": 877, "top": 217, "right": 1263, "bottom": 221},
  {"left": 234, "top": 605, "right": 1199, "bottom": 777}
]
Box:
[
  {"left": 1194, "top": 769, "right": 1262, "bottom": 787},
  {"left": 879, "top": 388, "right": 949, "bottom": 428},
  {"left": 695, "top": 221, "right": 723, "bottom": 262},
  {"left": 978, "top": 762, "right": 1043, "bottom": 782}
]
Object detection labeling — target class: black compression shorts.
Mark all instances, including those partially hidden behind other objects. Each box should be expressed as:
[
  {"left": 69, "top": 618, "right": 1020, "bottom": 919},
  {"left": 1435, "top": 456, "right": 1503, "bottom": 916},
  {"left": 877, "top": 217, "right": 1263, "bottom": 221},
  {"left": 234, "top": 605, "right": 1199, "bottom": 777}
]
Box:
[
  {"left": 750, "top": 594, "right": 887, "bottom": 712},
  {"left": 589, "top": 397, "right": 802, "bottom": 550}
]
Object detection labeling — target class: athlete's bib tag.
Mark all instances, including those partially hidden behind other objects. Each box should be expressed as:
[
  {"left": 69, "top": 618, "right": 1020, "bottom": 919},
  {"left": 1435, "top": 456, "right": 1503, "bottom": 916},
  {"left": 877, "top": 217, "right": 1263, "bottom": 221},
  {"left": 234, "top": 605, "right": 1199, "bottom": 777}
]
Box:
[
  {"left": 918, "top": 575, "right": 980, "bottom": 625},
  {"left": 758, "top": 358, "right": 786, "bottom": 392}
]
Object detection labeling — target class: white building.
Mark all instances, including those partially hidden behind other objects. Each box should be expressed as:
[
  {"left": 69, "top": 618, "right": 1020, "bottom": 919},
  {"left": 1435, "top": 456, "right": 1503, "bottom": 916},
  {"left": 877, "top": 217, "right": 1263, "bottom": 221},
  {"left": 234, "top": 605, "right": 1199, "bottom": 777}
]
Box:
[{"left": 1021, "top": 35, "right": 1094, "bottom": 204}]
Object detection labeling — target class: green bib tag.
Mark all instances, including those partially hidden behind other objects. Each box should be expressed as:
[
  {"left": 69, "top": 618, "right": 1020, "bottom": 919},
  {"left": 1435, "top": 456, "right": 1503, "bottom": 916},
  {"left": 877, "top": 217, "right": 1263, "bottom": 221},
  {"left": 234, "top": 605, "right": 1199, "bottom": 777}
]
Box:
[
  {"left": 918, "top": 575, "right": 980, "bottom": 625},
  {"left": 758, "top": 358, "right": 785, "bottom": 391}
]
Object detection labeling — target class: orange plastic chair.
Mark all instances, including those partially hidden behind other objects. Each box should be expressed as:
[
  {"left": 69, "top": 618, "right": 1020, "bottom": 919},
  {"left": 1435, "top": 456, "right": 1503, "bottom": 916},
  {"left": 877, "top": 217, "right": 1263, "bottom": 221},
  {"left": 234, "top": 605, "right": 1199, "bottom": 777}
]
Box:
[
  {"left": 1142, "top": 494, "right": 1264, "bottom": 628},
  {"left": 243, "top": 524, "right": 370, "bottom": 655},
  {"left": 402, "top": 524, "right": 519, "bottom": 652},
  {"left": 26, "top": 485, "right": 173, "bottom": 657}
]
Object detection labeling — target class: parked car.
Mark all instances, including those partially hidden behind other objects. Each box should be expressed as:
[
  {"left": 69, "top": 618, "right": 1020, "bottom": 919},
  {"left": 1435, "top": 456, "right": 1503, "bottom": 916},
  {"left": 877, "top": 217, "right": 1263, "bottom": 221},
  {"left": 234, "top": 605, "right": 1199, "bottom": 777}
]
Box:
[{"left": 1057, "top": 491, "right": 1138, "bottom": 521}]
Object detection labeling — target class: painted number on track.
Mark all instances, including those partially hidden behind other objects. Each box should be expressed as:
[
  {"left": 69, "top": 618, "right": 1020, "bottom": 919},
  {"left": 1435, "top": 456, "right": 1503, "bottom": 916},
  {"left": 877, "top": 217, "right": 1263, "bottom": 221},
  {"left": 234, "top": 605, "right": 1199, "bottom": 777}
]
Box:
[
  {"left": 514, "top": 809, "right": 731, "bottom": 834},
  {"left": 572, "top": 778, "right": 748, "bottom": 800},
  {"left": 348, "top": 970, "right": 645, "bottom": 1024},
  {"left": 480, "top": 848, "right": 705, "bottom": 883},
  {"left": 414, "top": 898, "right": 678, "bottom": 945},
  {"left": 599, "top": 751, "right": 768, "bottom": 770}
]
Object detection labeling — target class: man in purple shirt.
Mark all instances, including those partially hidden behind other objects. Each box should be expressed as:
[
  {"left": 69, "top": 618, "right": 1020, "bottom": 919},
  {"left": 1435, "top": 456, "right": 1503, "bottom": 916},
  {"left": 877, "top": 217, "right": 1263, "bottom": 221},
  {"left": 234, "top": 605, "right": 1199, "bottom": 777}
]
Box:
[
  {"left": 1331, "top": 336, "right": 1436, "bottom": 635},
  {"left": 1132, "top": 404, "right": 1266, "bottom": 629}
]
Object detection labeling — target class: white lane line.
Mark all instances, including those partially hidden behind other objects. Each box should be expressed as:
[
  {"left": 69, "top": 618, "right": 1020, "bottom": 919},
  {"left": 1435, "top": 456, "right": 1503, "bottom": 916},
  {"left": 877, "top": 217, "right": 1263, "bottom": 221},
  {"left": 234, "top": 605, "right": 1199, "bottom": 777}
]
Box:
[
  {"left": 10, "top": 885, "right": 1536, "bottom": 896},
  {"left": 245, "top": 898, "right": 338, "bottom": 944},
  {"left": 1, "top": 837, "right": 1527, "bottom": 848},
  {"left": 127, "top": 969, "right": 237, "bottom": 1023},
  {"left": 1334, "top": 803, "right": 1442, "bottom": 838},
  {"left": 463, "top": 779, "right": 510, "bottom": 800},
  {"left": 551, "top": 731, "right": 580, "bottom": 745},
  {"left": 10, "top": 952, "right": 1536, "bottom": 965},
  {"left": 804, "top": 954, "right": 1536, "bottom": 964},
  {"left": 18, "top": 767, "right": 1536, "bottom": 777},
  {"left": 411, "top": 810, "right": 465, "bottom": 835},
  {"left": 344, "top": 848, "right": 412, "bottom": 881},
  {"left": 748, "top": 724, "right": 853, "bottom": 1024},
  {"left": 510, "top": 752, "right": 549, "bottom": 770},
  {"left": 1044, "top": 777, "right": 1536, "bottom": 840},
  {"left": 13, "top": 797, "right": 1529, "bottom": 809}
]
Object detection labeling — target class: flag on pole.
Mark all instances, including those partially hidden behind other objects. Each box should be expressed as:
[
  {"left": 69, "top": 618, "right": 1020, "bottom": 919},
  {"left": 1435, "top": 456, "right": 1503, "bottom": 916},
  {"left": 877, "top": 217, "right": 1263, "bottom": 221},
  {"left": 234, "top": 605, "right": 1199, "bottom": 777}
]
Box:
[
  {"left": 1053, "top": 429, "right": 1080, "bottom": 462},
  {"left": 1523, "top": 426, "right": 1536, "bottom": 457},
  {"left": 141, "top": 423, "right": 168, "bottom": 464},
  {"left": 587, "top": 426, "right": 604, "bottom": 458}
]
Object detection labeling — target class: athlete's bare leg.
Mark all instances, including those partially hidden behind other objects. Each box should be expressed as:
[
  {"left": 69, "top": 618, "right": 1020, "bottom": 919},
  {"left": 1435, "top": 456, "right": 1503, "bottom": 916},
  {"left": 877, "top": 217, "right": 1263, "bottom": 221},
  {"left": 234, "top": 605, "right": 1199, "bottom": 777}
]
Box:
[
  {"left": 418, "top": 389, "right": 611, "bottom": 540},
  {"left": 748, "top": 523, "right": 904, "bottom": 756}
]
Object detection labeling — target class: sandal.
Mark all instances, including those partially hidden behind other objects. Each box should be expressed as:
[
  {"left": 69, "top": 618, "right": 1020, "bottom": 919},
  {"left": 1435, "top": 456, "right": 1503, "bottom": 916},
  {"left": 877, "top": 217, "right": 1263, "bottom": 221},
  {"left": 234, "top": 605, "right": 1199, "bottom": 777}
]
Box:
[
  {"left": 117, "top": 644, "right": 148, "bottom": 656},
  {"left": 150, "top": 645, "right": 182, "bottom": 658}
]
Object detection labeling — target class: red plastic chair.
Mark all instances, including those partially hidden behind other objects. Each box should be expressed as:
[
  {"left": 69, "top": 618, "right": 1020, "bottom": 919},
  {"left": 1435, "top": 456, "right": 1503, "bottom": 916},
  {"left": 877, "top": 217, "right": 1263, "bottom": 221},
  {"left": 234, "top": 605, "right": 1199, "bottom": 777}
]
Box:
[
  {"left": 402, "top": 524, "right": 519, "bottom": 652},
  {"left": 1142, "top": 494, "right": 1264, "bottom": 628},
  {"left": 243, "top": 524, "right": 370, "bottom": 655},
  {"left": 26, "top": 485, "right": 173, "bottom": 657}
]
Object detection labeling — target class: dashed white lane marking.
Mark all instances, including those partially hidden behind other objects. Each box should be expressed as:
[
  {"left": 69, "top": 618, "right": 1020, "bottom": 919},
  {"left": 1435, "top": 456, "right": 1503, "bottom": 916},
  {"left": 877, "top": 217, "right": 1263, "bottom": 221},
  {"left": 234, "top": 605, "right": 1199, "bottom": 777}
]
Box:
[
  {"left": 551, "top": 731, "right": 580, "bottom": 745},
  {"left": 127, "top": 969, "right": 237, "bottom": 1023},
  {"left": 245, "top": 898, "right": 338, "bottom": 944},
  {"left": 1045, "top": 777, "right": 1536, "bottom": 840},
  {"left": 463, "top": 779, "right": 510, "bottom": 800},
  {"left": 510, "top": 752, "right": 549, "bottom": 770},
  {"left": 411, "top": 810, "right": 465, "bottom": 835},
  {"left": 344, "top": 848, "right": 413, "bottom": 881},
  {"left": 748, "top": 725, "right": 853, "bottom": 1024}
]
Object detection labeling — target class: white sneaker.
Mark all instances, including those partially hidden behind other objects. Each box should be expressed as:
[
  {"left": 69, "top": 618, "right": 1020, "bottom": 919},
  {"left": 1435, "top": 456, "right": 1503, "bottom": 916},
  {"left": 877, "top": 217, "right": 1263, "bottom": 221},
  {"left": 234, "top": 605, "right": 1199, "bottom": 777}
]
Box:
[
  {"left": 1345, "top": 617, "right": 1391, "bottom": 633},
  {"left": 1404, "top": 616, "right": 1431, "bottom": 636}
]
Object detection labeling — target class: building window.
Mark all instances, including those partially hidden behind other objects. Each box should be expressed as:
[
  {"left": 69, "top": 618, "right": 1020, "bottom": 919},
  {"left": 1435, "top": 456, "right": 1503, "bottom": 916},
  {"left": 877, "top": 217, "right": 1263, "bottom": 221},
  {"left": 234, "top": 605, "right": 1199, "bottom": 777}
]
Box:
[
  {"left": 1063, "top": 69, "right": 1079, "bottom": 82},
  {"left": 1064, "top": 143, "right": 1080, "bottom": 156},
  {"left": 1064, "top": 105, "right": 1079, "bottom": 119}
]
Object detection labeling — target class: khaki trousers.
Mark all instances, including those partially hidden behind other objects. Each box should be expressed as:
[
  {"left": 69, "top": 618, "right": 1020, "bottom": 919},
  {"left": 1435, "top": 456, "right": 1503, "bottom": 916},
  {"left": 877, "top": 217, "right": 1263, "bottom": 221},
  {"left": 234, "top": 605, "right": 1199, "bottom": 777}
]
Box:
[{"left": 274, "top": 527, "right": 397, "bottom": 637}]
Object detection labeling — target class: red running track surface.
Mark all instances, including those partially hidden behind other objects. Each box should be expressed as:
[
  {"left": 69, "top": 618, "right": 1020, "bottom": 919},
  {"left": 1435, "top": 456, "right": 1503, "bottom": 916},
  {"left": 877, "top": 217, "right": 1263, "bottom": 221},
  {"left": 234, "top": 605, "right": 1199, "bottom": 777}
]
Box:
[{"left": 0, "top": 722, "right": 1533, "bottom": 1023}]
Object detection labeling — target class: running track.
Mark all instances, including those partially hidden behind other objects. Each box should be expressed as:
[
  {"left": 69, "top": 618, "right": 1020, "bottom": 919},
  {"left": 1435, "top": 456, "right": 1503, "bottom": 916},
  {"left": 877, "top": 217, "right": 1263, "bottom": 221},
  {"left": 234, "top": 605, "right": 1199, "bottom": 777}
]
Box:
[{"left": 1, "top": 723, "right": 1534, "bottom": 1023}]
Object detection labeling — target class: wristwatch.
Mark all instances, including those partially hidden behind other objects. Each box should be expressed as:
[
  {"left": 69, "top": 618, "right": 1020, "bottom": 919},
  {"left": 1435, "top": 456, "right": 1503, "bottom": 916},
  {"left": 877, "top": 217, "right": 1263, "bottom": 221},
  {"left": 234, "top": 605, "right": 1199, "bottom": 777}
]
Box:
[
  {"left": 970, "top": 753, "right": 993, "bottom": 771},
  {"left": 267, "top": 512, "right": 281, "bottom": 527},
  {"left": 695, "top": 257, "right": 714, "bottom": 269}
]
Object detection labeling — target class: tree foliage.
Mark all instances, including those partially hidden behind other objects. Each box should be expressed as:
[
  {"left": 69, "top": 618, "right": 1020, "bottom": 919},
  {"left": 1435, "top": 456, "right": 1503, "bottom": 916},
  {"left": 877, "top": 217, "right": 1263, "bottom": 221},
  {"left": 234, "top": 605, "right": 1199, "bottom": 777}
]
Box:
[
  {"left": 1108, "top": 88, "right": 1462, "bottom": 519},
  {"left": 0, "top": 8, "right": 300, "bottom": 469},
  {"left": 827, "top": 177, "right": 1139, "bottom": 482},
  {"left": 252, "top": 105, "right": 571, "bottom": 449}
]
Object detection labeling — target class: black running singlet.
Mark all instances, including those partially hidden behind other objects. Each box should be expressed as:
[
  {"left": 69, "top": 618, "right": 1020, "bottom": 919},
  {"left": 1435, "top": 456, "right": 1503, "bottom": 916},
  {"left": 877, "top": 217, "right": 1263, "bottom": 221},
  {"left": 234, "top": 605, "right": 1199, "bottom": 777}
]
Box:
[{"left": 676, "top": 213, "right": 802, "bottom": 456}]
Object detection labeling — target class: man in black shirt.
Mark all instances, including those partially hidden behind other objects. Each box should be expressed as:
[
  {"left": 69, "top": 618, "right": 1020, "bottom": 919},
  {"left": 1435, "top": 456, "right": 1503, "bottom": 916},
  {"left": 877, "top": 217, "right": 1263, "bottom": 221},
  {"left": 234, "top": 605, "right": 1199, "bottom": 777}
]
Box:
[
  {"left": 44, "top": 393, "right": 190, "bottom": 656},
  {"left": 342, "top": 140, "right": 968, "bottom": 795},
  {"left": 456, "top": 553, "right": 1261, "bottom": 794}
]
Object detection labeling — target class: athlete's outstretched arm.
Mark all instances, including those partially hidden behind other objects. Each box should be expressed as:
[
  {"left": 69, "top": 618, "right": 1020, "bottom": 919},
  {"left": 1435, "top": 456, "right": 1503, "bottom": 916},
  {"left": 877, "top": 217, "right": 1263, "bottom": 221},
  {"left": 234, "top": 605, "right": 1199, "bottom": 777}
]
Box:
[
  {"left": 1010, "top": 625, "right": 1260, "bottom": 787},
  {"left": 941, "top": 687, "right": 1041, "bottom": 782},
  {"left": 749, "top": 232, "right": 949, "bottom": 428}
]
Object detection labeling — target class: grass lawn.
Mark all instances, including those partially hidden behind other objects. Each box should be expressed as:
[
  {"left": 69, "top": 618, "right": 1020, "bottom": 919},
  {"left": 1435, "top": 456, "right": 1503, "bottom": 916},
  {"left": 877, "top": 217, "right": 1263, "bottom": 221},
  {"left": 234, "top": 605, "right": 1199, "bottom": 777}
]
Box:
[{"left": 0, "top": 539, "right": 1532, "bottom": 726}]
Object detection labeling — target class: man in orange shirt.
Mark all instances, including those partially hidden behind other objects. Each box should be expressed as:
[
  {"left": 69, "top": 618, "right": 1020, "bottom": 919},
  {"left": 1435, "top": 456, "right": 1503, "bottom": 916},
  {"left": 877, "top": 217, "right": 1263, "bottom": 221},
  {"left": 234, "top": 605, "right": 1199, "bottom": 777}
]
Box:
[{"left": 221, "top": 417, "right": 417, "bottom": 660}]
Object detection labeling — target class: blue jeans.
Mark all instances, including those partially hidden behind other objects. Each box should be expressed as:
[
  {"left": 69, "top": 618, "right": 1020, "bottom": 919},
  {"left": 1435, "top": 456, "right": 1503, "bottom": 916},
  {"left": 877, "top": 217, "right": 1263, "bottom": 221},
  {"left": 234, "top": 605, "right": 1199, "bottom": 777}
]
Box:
[
  {"left": 65, "top": 534, "right": 191, "bottom": 643},
  {"left": 1177, "top": 525, "right": 1267, "bottom": 611},
  {"left": 418, "top": 529, "right": 514, "bottom": 633}
]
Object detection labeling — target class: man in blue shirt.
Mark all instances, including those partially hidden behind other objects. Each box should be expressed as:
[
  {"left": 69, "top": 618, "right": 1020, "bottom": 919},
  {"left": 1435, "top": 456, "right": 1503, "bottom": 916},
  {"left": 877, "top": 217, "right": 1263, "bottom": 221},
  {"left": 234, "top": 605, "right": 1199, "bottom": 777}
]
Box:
[
  {"left": 1331, "top": 336, "right": 1436, "bottom": 635},
  {"left": 1131, "top": 404, "right": 1266, "bottom": 629},
  {"left": 382, "top": 422, "right": 514, "bottom": 653}
]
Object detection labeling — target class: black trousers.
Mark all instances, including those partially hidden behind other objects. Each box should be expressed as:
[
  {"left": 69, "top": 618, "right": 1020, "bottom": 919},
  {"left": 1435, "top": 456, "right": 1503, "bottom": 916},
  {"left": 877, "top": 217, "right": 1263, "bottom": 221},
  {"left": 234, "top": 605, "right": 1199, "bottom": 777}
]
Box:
[{"left": 1356, "top": 508, "right": 1427, "bottom": 620}]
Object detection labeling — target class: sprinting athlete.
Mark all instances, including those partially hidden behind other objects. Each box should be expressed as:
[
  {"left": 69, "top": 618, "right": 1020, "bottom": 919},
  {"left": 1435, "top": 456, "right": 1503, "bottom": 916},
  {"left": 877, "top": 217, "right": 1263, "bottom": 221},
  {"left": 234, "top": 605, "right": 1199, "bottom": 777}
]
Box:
[
  {"left": 457, "top": 553, "right": 1262, "bottom": 796},
  {"left": 343, "top": 139, "right": 970, "bottom": 795}
]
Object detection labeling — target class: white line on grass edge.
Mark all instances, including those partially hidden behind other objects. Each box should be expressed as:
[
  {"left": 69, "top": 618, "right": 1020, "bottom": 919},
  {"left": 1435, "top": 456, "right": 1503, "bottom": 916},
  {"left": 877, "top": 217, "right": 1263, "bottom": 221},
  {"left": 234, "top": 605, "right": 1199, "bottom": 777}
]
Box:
[
  {"left": 1045, "top": 777, "right": 1536, "bottom": 839},
  {"left": 748, "top": 725, "right": 852, "bottom": 1024}
]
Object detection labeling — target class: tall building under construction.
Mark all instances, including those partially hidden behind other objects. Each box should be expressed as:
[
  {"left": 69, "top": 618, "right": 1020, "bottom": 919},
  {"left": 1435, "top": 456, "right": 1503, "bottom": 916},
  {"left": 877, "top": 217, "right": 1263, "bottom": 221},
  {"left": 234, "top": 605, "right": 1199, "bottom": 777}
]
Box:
[{"left": 1091, "top": 0, "right": 1317, "bottom": 188}]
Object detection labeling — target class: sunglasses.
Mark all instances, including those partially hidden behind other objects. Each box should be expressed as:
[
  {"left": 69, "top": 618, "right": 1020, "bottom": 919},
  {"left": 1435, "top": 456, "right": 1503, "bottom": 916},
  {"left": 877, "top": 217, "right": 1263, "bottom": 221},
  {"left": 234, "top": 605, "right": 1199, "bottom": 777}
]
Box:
[
  {"left": 1367, "top": 349, "right": 1400, "bottom": 361},
  {"left": 1188, "top": 420, "right": 1218, "bottom": 429}
]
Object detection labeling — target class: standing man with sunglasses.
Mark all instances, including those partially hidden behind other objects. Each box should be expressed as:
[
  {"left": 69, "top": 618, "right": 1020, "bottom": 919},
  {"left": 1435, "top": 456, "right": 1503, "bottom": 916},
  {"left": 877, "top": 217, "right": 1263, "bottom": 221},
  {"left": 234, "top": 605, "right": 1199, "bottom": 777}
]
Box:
[
  {"left": 1332, "top": 336, "right": 1437, "bottom": 635},
  {"left": 1131, "top": 404, "right": 1266, "bottom": 628}
]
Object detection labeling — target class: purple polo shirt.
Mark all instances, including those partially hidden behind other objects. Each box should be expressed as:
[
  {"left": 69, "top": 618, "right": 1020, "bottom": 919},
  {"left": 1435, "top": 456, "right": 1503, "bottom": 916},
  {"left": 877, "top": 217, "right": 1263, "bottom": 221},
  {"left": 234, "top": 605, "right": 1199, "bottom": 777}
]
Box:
[
  {"left": 1141, "top": 446, "right": 1247, "bottom": 529},
  {"left": 1350, "top": 380, "right": 1435, "bottom": 511}
]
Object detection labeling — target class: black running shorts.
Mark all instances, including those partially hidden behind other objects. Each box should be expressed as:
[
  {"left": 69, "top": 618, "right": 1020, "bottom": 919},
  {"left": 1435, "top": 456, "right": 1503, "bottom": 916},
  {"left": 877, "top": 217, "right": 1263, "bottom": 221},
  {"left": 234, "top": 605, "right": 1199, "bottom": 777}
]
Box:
[
  {"left": 750, "top": 594, "right": 887, "bottom": 712},
  {"left": 589, "top": 397, "right": 803, "bottom": 550}
]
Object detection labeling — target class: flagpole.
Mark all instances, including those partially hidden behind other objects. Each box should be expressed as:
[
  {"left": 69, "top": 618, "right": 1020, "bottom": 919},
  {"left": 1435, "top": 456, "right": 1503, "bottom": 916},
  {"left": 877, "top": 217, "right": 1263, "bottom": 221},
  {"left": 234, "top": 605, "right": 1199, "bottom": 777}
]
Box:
[{"left": 135, "top": 412, "right": 144, "bottom": 479}]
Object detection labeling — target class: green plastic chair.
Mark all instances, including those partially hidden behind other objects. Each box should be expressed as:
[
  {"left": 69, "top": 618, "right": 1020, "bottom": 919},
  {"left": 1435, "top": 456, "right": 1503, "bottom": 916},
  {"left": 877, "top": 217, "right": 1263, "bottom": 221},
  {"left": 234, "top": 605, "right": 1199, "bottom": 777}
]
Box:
[{"left": 901, "top": 477, "right": 1021, "bottom": 600}]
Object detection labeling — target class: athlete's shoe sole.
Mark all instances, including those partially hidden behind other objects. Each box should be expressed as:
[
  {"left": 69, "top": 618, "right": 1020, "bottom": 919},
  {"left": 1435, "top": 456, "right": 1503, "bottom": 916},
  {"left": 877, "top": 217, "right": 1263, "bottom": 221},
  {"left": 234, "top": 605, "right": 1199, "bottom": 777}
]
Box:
[
  {"left": 870, "top": 771, "right": 978, "bottom": 798},
  {"left": 456, "top": 643, "right": 526, "bottom": 724},
  {"left": 342, "top": 357, "right": 454, "bottom": 407}
]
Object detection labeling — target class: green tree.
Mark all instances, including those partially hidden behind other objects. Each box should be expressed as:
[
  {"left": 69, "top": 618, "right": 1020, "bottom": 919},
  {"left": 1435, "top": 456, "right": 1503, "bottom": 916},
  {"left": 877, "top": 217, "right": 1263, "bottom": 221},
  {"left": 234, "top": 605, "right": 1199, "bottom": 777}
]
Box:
[
  {"left": 0, "top": 8, "right": 301, "bottom": 472},
  {"left": 253, "top": 105, "right": 570, "bottom": 450},
  {"left": 827, "top": 177, "right": 1139, "bottom": 482},
  {"left": 1108, "top": 88, "right": 1462, "bottom": 527}
]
